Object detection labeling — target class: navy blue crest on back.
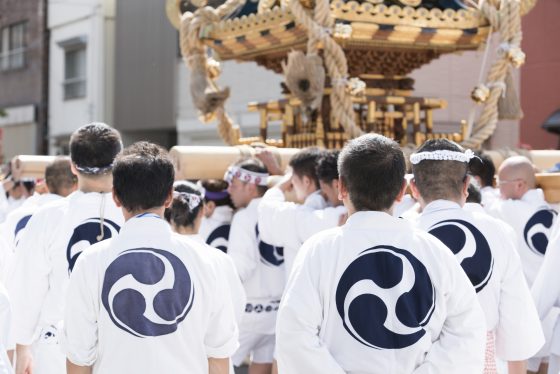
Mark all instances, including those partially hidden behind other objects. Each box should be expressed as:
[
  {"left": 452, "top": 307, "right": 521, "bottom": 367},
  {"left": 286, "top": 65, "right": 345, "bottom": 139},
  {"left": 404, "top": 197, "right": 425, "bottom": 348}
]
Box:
[
  {"left": 14, "top": 214, "right": 32, "bottom": 245},
  {"left": 335, "top": 245, "right": 435, "bottom": 349},
  {"left": 206, "top": 224, "right": 231, "bottom": 253},
  {"left": 66, "top": 218, "right": 120, "bottom": 273},
  {"left": 523, "top": 209, "right": 558, "bottom": 255},
  {"left": 428, "top": 219, "right": 494, "bottom": 293},
  {"left": 101, "top": 247, "right": 195, "bottom": 338},
  {"left": 255, "top": 225, "right": 284, "bottom": 266}
]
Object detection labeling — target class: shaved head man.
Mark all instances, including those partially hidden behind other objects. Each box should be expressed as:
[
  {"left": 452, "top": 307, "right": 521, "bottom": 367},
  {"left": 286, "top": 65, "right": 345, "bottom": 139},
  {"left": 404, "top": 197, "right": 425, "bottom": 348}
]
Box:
[
  {"left": 497, "top": 156, "right": 537, "bottom": 200},
  {"left": 488, "top": 155, "right": 558, "bottom": 374}
]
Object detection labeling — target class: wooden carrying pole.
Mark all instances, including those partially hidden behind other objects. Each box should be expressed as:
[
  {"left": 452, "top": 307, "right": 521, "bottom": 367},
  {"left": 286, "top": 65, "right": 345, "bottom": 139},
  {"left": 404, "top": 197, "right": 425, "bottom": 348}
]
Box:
[
  {"left": 10, "top": 155, "right": 58, "bottom": 180},
  {"left": 170, "top": 145, "right": 300, "bottom": 180}
]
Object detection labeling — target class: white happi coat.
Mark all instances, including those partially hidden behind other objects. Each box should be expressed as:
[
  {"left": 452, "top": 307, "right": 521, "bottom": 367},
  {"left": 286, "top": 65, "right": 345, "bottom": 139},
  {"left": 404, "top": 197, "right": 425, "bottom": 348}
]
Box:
[
  {"left": 480, "top": 186, "right": 500, "bottom": 208},
  {"left": 532, "top": 222, "right": 560, "bottom": 355},
  {"left": 416, "top": 200, "right": 544, "bottom": 361},
  {"left": 198, "top": 205, "right": 233, "bottom": 253},
  {"left": 258, "top": 187, "right": 345, "bottom": 280},
  {"left": 10, "top": 190, "right": 124, "bottom": 370},
  {"left": 1, "top": 193, "right": 61, "bottom": 250},
  {"left": 276, "top": 211, "right": 486, "bottom": 374},
  {"left": 0, "top": 283, "right": 13, "bottom": 374},
  {"left": 486, "top": 189, "right": 558, "bottom": 286},
  {"left": 62, "top": 214, "right": 238, "bottom": 374},
  {"left": 228, "top": 197, "right": 285, "bottom": 335},
  {"left": 187, "top": 234, "right": 246, "bottom": 325}
]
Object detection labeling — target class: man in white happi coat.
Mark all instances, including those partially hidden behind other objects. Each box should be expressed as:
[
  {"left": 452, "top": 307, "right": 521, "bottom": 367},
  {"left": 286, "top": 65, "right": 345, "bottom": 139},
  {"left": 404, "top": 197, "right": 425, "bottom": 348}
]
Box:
[
  {"left": 276, "top": 134, "right": 486, "bottom": 374},
  {"left": 225, "top": 158, "right": 284, "bottom": 374},
  {"left": 63, "top": 142, "right": 238, "bottom": 374},
  {"left": 1, "top": 158, "right": 76, "bottom": 254},
  {"left": 198, "top": 179, "right": 234, "bottom": 253},
  {"left": 410, "top": 139, "right": 544, "bottom": 374},
  {"left": 532, "top": 223, "right": 560, "bottom": 374},
  {"left": 257, "top": 148, "right": 341, "bottom": 279},
  {"left": 0, "top": 178, "right": 34, "bottom": 224},
  {"left": 487, "top": 156, "right": 559, "bottom": 373},
  {"left": 10, "top": 123, "right": 125, "bottom": 374}
]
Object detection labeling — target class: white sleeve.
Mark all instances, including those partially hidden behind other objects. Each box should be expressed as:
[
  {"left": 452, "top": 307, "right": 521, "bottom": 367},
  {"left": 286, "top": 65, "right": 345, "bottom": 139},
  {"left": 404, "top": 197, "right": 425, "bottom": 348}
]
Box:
[
  {"left": 227, "top": 213, "right": 258, "bottom": 283},
  {"left": 295, "top": 206, "right": 345, "bottom": 244},
  {"left": 495, "top": 225, "right": 544, "bottom": 360},
  {"left": 9, "top": 210, "right": 53, "bottom": 345},
  {"left": 204, "top": 261, "right": 239, "bottom": 358},
  {"left": 276, "top": 241, "right": 346, "bottom": 374},
  {"left": 532, "top": 226, "right": 560, "bottom": 319},
  {"left": 257, "top": 188, "right": 298, "bottom": 247},
  {"left": 61, "top": 251, "right": 99, "bottom": 366},
  {"left": 413, "top": 244, "right": 486, "bottom": 374},
  {"left": 220, "top": 255, "right": 246, "bottom": 325},
  {"left": 0, "top": 284, "right": 11, "bottom": 348}
]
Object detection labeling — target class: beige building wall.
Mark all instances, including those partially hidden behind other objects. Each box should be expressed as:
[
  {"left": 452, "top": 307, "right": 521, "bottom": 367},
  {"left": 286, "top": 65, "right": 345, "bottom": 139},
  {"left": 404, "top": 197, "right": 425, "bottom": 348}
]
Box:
[{"left": 411, "top": 35, "right": 520, "bottom": 149}]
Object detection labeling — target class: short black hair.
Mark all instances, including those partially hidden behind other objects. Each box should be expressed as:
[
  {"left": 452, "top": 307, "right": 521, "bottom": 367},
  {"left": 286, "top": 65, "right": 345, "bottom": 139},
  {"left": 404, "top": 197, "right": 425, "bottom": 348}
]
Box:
[
  {"left": 412, "top": 139, "right": 468, "bottom": 203},
  {"left": 113, "top": 142, "right": 174, "bottom": 212},
  {"left": 165, "top": 181, "right": 204, "bottom": 228},
  {"left": 466, "top": 180, "right": 482, "bottom": 204},
  {"left": 200, "top": 179, "right": 233, "bottom": 208},
  {"left": 45, "top": 157, "right": 76, "bottom": 195},
  {"left": 469, "top": 152, "right": 496, "bottom": 188},
  {"left": 235, "top": 158, "right": 268, "bottom": 196},
  {"left": 339, "top": 134, "right": 405, "bottom": 211},
  {"left": 289, "top": 147, "right": 324, "bottom": 189},
  {"left": 70, "top": 123, "right": 122, "bottom": 176},
  {"left": 316, "top": 150, "right": 339, "bottom": 183}
]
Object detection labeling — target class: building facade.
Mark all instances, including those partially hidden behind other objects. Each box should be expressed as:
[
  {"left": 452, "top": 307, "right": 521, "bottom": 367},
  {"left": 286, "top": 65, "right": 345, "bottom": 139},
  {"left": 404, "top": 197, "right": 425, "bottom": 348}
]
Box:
[
  {"left": 47, "top": 0, "right": 115, "bottom": 154},
  {"left": 0, "top": 0, "right": 48, "bottom": 161}
]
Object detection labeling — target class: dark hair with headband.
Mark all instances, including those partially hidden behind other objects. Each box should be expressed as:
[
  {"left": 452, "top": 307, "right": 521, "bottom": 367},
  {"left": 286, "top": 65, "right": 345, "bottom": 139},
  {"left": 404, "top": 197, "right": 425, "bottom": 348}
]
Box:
[
  {"left": 200, "top": 179, "right": 233, "bottom": 208},
  {"left": 165, "top": 181, "right": 204, "bottom": 229},
  {"left": 234, "top": 158, "right": 268, "bottom": 196},
  {"left": 412, "top": 139, "right": 469, "bottom": 203},
  {"left": 70, "top": 122, "right": 122, "bottom": 176}
]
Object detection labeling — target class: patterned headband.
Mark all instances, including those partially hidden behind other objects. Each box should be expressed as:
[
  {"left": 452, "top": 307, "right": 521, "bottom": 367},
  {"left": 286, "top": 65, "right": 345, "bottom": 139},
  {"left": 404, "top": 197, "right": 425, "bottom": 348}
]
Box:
[
  {"left": 173, "top": 191, "right": 203, "bottom": 211},
  {"left": 410, "top": 149, "right": 476, "bottom": 165},
  {"left": 224, "top": 166, "right": 268, "bottom": 186},
  {"left": 74, "top": 163, "right": 114, "bottom": 175}
]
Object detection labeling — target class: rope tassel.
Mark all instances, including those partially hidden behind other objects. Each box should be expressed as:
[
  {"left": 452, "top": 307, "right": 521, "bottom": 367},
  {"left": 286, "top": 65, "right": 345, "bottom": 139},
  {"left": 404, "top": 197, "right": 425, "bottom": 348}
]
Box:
[{"left": 498, "top": 69, "right": 523, "bottom": 120}]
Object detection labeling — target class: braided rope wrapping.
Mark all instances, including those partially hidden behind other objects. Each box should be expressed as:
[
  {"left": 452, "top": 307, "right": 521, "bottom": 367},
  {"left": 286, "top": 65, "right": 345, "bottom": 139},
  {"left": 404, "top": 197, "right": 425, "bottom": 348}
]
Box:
[
  {"left": 179, "top": 0, "right": 245, "bottom": 145},
  {"left": 287, "top": 0, "right": 364, "bottom": 139},
  {"left": 462, "top": 0, "right": 528, "bottom": 148}
]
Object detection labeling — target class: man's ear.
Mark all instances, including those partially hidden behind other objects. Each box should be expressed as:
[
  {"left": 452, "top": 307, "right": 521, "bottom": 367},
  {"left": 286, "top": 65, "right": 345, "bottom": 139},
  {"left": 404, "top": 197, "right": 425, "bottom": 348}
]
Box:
[
  {"left": 338, "top": 177, "right": 348, "bottom": 201},
  {"left": 409, "top": 178, "right": 421, "bottom": 200},
  {"left": 204, "top": 200, "right": 216, "bottom": 218},
  {"left": 462, "top": 175, "right": 471, "bottom": 199},
  {"left": 395, "top": 179, "right": 407, "bottom": 203},
  {"left": 112, "top": 187, "right": 122, "bottom": 208},
  {"left": 163, "top": 188, "right": 174, "bottom": 209},
  {"left": 70, "top": 162, "right": 80, "bottom": 177}
]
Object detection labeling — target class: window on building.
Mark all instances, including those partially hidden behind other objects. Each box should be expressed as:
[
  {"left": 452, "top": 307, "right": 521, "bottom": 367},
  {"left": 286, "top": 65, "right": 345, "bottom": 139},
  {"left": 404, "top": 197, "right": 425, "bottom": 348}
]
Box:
[
  {"left": 0, "top": 22, "right": 27, "bottom": 71},
  {"left": 58, "top": 37, "right": 87, "bottom": 100}
]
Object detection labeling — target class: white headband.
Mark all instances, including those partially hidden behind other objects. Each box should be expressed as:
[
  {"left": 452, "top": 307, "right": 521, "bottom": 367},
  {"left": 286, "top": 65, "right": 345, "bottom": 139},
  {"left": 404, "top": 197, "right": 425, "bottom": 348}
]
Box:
[
  {"left": 224, "top": 166, "right": 268, "bottom": 186},
  {"left": 173, "top": 191, "right": 202, "bottom": 211},
  {"left": 410, "top": 149, "right": 475, "bottom": 165}
]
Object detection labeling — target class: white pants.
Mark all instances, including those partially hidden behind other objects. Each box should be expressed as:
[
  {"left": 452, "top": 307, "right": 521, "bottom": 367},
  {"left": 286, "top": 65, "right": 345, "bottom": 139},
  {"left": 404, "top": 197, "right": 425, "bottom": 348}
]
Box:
[
  {"left": 30, "top": 326, "right": 65, "bottom": 374},
  {"left": 232, "top": 331, "right": 275, "bottom": 367}
]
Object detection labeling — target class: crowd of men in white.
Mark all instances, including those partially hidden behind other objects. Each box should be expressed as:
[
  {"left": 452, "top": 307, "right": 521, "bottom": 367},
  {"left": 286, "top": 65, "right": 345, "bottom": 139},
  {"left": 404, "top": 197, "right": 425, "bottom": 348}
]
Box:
[{"left": 0, "top": 122, "right": 557, "bottom": 374}]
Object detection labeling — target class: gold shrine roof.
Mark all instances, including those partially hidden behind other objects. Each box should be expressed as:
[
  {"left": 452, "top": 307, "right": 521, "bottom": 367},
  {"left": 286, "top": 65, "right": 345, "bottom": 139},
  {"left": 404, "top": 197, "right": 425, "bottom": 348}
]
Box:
[{"left": 203, "top": 1, "right": 490, "bottom": 63}]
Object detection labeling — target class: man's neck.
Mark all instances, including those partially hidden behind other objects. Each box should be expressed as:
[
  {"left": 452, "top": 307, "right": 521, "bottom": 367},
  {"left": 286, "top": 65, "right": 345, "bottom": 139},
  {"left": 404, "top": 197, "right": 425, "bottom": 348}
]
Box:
[
  {"left": 78, "top": 175, "right": 113, "bottom": 194},
  {"left": 419, "top": 196, "right": 463, "bottom": 210},
  {"left": 123, "top": 206, "right": 165, "bottom": 221}
]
